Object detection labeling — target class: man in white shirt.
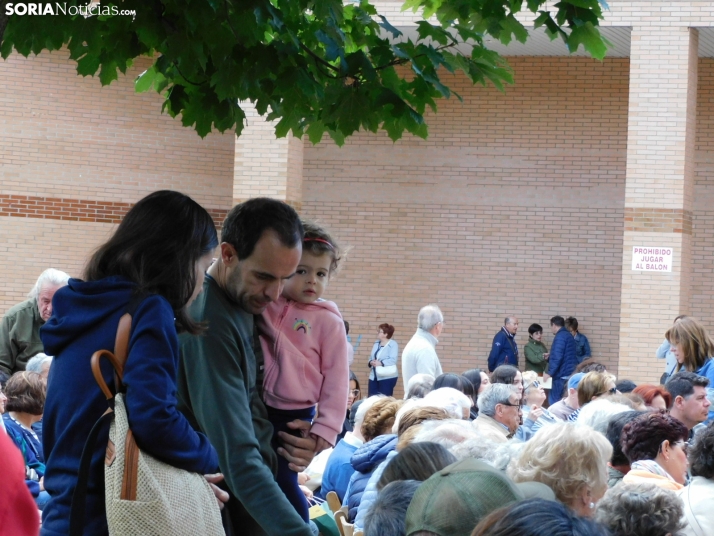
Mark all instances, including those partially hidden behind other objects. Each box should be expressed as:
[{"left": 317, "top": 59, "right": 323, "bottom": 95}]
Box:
[{"left": 401, "top": 304, "right": 444, "bottom": 390}]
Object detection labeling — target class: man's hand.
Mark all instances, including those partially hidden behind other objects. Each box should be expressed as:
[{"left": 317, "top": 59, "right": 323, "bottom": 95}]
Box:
[
  {"left": 204, "top": 473, "right": 230, "bottom": 510},
  {"left": 278, "top": 420, "right": 317, "bottom": 472},
  {"left": 527, "top": 405, "right": 543, "bottom": 422},
  {"left": 542, "top": 353, "right": 549, "bottom": 360}
]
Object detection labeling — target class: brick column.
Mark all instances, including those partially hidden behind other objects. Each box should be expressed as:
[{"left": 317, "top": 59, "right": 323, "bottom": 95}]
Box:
[
  {"left": 233, "top": 103, "right": 304, "bottom": 209},
  {"left": 618, "top": 27, "right": 698, "bottom": 382}
]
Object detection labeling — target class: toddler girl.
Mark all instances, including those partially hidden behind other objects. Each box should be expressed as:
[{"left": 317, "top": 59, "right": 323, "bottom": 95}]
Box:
[{"left": 258, "top": 220, "right": 349, "bottom": 521}]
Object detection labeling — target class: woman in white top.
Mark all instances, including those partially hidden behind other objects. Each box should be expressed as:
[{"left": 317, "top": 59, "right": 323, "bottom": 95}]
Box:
[{"left": 368, "top": 323, "right": 398, "bottom": 396}]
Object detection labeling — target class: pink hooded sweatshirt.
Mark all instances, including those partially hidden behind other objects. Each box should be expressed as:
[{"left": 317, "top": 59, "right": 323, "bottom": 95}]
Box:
[{"left": 258, "top": 296, "right": 350, "bottom": 446}]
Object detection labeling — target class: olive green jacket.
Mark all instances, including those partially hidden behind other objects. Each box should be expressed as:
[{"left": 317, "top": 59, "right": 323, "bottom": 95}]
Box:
[
  {"left": 0, "top": 298, "right": 45, "bottom": 375},
  {"left": 524, "top": 339, "right": 548, "bottom": 374}
]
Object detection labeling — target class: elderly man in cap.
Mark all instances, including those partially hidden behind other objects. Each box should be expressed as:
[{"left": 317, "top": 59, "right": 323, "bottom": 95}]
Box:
[
  {"left": 548, "top": 372, "right": 584, "bottom": 421},
  {"left": 404, "top": 458, "right": 555, "bottom": 536},
  {"left": 0, "top": 268, "right": 69, "bottom": 375}
]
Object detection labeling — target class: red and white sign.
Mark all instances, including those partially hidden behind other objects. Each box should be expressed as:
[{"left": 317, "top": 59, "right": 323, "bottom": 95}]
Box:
[{"left": 632, "top": 247, "right": 673, "bottom": 272}]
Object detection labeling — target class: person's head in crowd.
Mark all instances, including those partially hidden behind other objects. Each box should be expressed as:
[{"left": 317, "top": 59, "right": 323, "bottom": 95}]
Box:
[
  {"left": 522, "top": 374, "right": 547, "bottom": 409},
  {"left": 690, "top": 421, "right": 714, "bottom": 480},
  {"left": 633, "top": 384, "right": 671, "bottom": 412},
  {"left": 605, "top": 411, "right": 648, "bottom": 475},
  {"left": 471, "top": 498, "right": 611, "bottom": 536},
  {"left": 394, "top": 405, "right": 451, "bottom": 449},
  {"left": 378, "top": 323, "right": 396, "bottom": 342},
  {"left": 422, "top": 387, "right": 472, "bottom": 420},
  {"left": 361, "top": 397, "right": 402, "bottom": 443},
  {"left": 85, "top": 191, "right": 221, "bottom": 334},
  {"left": 25, "top": 353, "right": 53, "bottom": 380},
  {"left": 504, "top": 315, "right": 519, "bottom": 336},
  {"left": 574, "top": 399, "right": 631, "bottom": 434},
  {"left": 412, "top": 419, "right": 479, "bottom": 450},
  {"left": 594, "top": 483, "right": 685, "bottom": 536},
  {"left": 565, "top": 316, "right": 580, "bottom": 336},
  {"left": 378, "top": 442, "right": 457, "bottom": 490},
  {"left": 353, "top": 396, "right": 381, "bottom": 442},
  {"left": 508, "top": 422, "right": 612, "bottom": 517},
  {"left": 405, "top": 458, "right": 555, "bottom": 536},
  {"left": 5, "top": 371, "right": 46, "bottom": 423},
  {"left": 418, "top": 304, "right": 444, "bottom": 338},
  {"left": 406, "top": 373, "right": 435, "bottom": 399},
  {"left": 489, "top": 365, "right": 523, "bottom": 397},
  {"left": 350, "top": 399, "right": 364, "bottom": 431},
  {"left": 577, "top": 372, "right": 616, "bottom": 408},
  {"left": 575, "top": 361, "right": 608, "bottom": 374},
  {"left": 550, "top": 315, "right": 566, "bottom": 334},
  {"left": 477, "top": 384, "right": 521, "bottom": 435},
  {"left": 621, "top": 412, "right": 689, "bottom": 486},
  {"left": 562, "top": 372, "right": 585, "bottom": 408},
  {"left": 527, "top": 323, "right": 543, "bottom": 342},
  {"left": 433, "top": 373, "right": 470, "bottom": 395},
  {"left": 29, "top": 268, "right": 71, "bottom": 322},
  {"left": 620, "top": 392, "right": 647, "bottom": 411},
  {"left": 463, "top": 369, "right": 490, "bottom": 395},
  {"left": 615, "top": 379, "right": 637, "bottom": 393},
  {"left": 0, "top": 382, "right": 7, "bottom": 414},
  {"left": 348, "top": 370, "right": 361, "bottom": 411},
  {"left": 665, "top": 371, "right": 711, "bottom": 430},
  {"left": 666, "top": 316, "right": 714, "bottom": 373},
  {"left": 450, "top": 437, "right": 525, "bottom": 472},
  {"left": 364, "top": 480, "right": 421, "bottom": 536}
]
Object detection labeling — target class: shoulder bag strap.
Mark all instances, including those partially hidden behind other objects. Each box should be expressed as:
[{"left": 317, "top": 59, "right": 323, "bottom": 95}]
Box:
[{"left": 68, "top": 293, "right": 145, "bottom": 536}]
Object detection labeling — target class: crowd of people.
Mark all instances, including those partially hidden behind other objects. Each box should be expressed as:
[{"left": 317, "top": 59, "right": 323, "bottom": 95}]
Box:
[{"left": 1, "top": 191, "right": 714, "bottom": 536}]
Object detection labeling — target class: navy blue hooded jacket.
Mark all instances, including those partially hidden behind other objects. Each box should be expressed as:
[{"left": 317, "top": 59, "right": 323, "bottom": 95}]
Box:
[
  {"left": 40, "top": 277, "right": 218, "bottom": 536},
  {"left": 344, "top": 434, "right": 397, "bottom": 521},
  {"left": 488, "top": 327, "right": 519, "bottom": 372}
]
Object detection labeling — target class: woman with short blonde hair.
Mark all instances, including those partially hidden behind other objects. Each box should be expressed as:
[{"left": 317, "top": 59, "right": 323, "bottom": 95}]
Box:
[
  {"left": 507, "top": 422, "right": 612, "bottom": 517},
  {"left": 577, "top": 372, "right": 616, "bottom": 408}
]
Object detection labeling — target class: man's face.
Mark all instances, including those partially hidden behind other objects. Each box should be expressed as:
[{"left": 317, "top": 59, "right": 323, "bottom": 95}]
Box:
[
  {"left": 497, "top": 394, "right": 521, "bottom": 433},
  {"left": 37, "top": 283, "right": 63, "bottom": 322},
  {"left": 224, "top": 230, "right": 302, "bottom": 314},
  {"left": 677, "top": 386, "right": 711, "bottom": 428},
  {"left": 551, "top": 323, "right": 560, "bottom": 335},
  {"left": 505, "top": 317, "right": 519, "bottom": 335}
]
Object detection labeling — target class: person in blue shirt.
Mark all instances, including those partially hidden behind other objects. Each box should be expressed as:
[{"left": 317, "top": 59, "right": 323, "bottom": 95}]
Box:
[
  {"left": 487, "top": 315, "right": 519, "bottom": 372},
  {"left": 544, "top": 316, "right": 578, "bottom": 405},
  {"left": 40, "top": 191, "right": 227, "bottom": 536},
  {"left": 565, "top": 317, "right": 591, "bottom": 364}
]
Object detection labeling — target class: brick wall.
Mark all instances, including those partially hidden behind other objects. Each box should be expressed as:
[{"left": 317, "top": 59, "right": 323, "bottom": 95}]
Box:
[
  {"left": 0, "top": 51, "right": 235, "bottom": 312},
  {"left": 692, "top": 58, "right": 714, "bottom": 329},
  {"left": 302, "top": 56, "right": 630, "bottom": 394}
]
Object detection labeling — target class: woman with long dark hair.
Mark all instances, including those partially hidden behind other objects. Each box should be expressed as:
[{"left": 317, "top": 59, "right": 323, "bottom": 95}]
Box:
[{"left": 40, "top": 191, "right": 225, "bottom": 536}]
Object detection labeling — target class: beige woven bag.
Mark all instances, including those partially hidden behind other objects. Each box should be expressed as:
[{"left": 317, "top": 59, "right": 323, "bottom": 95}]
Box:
[{"left": 72, "top": 307, "right": 224, "bottom": 536}]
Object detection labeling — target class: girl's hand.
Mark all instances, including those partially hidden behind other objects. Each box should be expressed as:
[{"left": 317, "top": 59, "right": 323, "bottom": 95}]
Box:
[
  {"left": 312, "top": 435, "right": 332, "bottom": 454},
  {"left": 297, "top": 472, "right": 310, "bottom": 485},
  {"left": 204, "top": 473, "right": 230, "bottom": 510}
]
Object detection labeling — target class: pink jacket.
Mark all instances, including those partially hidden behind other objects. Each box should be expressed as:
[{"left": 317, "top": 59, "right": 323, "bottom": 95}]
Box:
[{"left": 258, "top": 296, "right": 349, "bottom": 446}]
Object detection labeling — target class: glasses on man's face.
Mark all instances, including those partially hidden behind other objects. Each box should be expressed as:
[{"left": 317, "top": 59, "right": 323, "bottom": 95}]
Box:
[
  {"left": 499, "top": 401, "right": 522, "bottom": 411},
  {"left": 350, "top": 389, "right": 361, "bottom": 398}
]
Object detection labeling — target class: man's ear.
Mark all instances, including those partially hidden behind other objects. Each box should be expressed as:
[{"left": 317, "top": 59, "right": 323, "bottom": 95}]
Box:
[
  {"left": 674, "top": 395, "right": 685, "bottom": 408},
  {"left": 219, "top": 242, "right": 238, "bottom": 264}
]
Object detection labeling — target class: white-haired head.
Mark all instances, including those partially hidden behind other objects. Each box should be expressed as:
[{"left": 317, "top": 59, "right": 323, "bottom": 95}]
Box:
[
  {"left": 405, "top": 373, "right": 435, "bottom": 400},
  {"left": 417, "top": 304, "right": 443, "bottom": 331},
  {"left": 574, "top": 398, "right": 632, "bottom": 434},
  {"left": 28, "top": 268, "right": 70, "bottom": 321},
  {"left": 25, "top": 353, "right": 53, "bottom": 380},
  {"left": 412, "top": 419, "right": 478, "bottom": 449},
  {"left": 422, "top": 387, "right": 472, "bottom": 419}
]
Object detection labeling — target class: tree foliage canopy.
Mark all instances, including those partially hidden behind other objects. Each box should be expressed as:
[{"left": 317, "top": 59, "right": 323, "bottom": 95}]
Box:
[{"left": 0, "top": 0, "right": 608, "bottom": 144}]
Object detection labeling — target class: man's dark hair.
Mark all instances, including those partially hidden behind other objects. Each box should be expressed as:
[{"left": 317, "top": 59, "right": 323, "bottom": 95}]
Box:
[
  {"left": 606, "top": 411, "right": 647, "bottom": 466},
  {"left": 615, "top": 379, "right": 637, "bottom": 393},
  {"left": 433, "top": 373, "right": 470, "bottom": 394},
  {"left": 378, "top": 443, "right": 456, "bottom": 490},
  {"left": 565, "top": 316, "right": 579, "bottom": 331},
  {"left": 84, "top": 190, "right": 218, "bottom": 334},
  {"left": 690, "top": 421, "right": 714, "bottom": 479},
  {"left": 490, "top": 365, "right": 519, "bottom": 386},
  {"left": 575, "top": 360, "right": 607, "bottom": 374},
  {"left": 363, "top": 480, "right": 421, "bottom": 536},
  {"left": 550, "top": 316, "right": 565, "bottom": 328},
  {"left": 666, "top": 371, "right": 710, "bottom": 401},
  {"left": 221, "top": 198, "right": 303, "bottom": 260}
]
